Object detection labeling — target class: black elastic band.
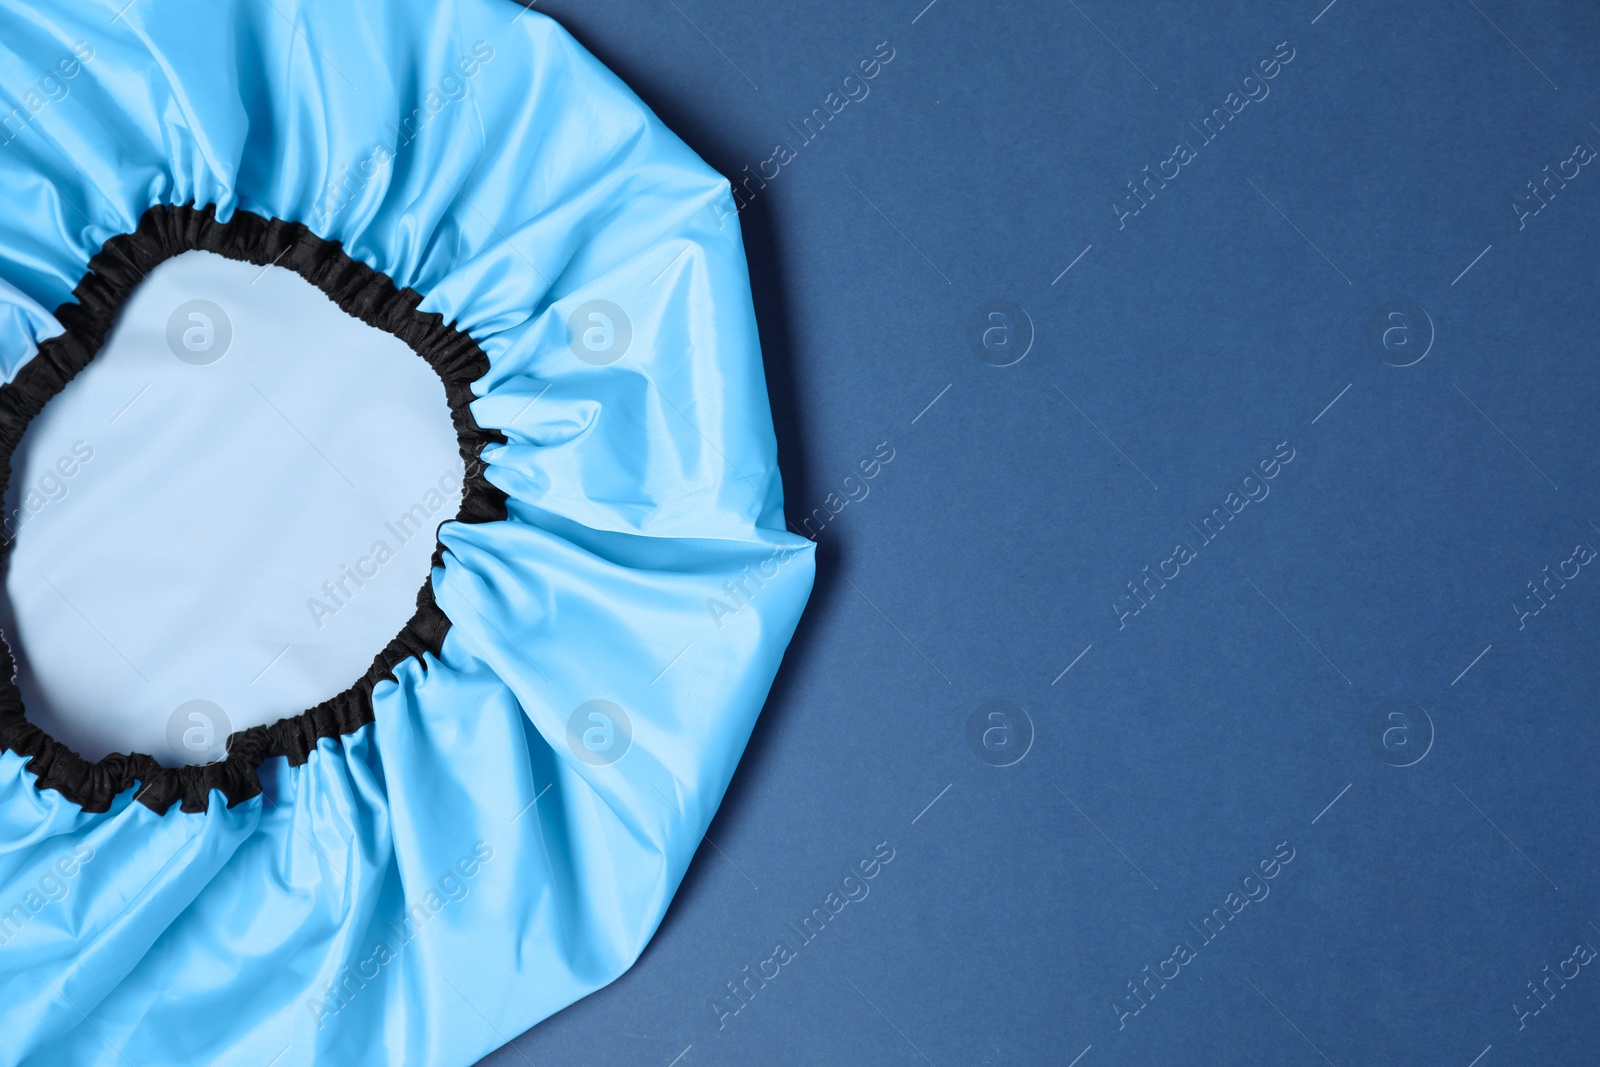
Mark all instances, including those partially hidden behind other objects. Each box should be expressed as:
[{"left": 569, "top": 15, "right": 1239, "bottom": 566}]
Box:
[{"left": 0, "top": 203, "right": 507, "bottom": 814}]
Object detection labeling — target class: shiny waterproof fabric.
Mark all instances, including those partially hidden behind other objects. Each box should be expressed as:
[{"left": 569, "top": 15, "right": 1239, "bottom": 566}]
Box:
[{"left": 0, "top": 2, "right": 813, "bottom": 1064}]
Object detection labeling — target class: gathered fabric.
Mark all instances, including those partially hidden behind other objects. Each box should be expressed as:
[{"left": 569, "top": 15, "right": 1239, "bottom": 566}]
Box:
[{"left": 0, "top": 2, "right": 812, "bottom": 1064}]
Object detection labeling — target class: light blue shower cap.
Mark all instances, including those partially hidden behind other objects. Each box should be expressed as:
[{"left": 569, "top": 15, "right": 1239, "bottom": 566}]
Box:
[{"left": 0, "top": 1, "right": 813, "bottom": 1063}]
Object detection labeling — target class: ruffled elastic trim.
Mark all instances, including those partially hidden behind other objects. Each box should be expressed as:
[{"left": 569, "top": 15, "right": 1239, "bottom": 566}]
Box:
[{"left": 0, "top": 203, "right": 507, "bottom": 814}]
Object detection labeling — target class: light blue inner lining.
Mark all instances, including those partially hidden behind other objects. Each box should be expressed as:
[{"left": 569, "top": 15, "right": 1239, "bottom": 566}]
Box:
[{"left": 1, "top": 250, "right": 461, "bottom": 764}]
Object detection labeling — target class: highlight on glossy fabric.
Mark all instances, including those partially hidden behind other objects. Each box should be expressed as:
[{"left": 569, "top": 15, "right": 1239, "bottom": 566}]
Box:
[{"left": 0, "top": 1, "right": 814, "bottom": 1064}]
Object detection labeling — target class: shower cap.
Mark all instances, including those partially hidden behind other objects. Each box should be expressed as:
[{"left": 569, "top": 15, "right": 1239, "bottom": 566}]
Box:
[{"left": 0, "top": 1, "right": 813, "bottom": 1064}]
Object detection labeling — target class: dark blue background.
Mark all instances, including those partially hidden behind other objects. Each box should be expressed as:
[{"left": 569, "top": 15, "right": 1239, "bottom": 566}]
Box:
[{"left": 484, "top": 2, "right": 1600, "bottom": 1064}]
